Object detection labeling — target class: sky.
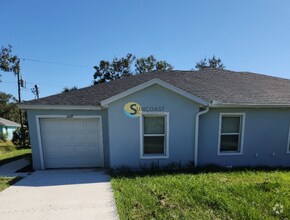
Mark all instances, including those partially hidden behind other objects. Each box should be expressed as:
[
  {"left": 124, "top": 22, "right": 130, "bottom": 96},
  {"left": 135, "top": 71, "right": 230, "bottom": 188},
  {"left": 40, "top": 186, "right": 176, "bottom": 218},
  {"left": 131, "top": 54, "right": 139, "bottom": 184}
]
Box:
[{"left": 1, "top": 0, "right": 290, "bottom": 101}]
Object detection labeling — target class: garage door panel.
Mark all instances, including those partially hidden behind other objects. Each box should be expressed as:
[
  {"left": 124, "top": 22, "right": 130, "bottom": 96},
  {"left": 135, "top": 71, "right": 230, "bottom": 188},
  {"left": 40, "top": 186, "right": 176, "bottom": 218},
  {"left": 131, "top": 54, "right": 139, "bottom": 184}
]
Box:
[
  {"left": 60, "top": 133, "right": 73, "bottom": 144},
  {"left": 86, "top": 120, "right": 99, "bottom": 130},
  {"left": 41, "top": 120, "right": 57, "bottom": 131},
  {"left": 58, "top": 120, "right": 73, "bottom": 130},
  {"left": 74, "top": 144, "right": 86, "bottom": 153},
  {"left": 88, "top": 144, "right": 98, "bottom": 153},
  {"left": 42, "top": 133, "right": 59, "bottom": 145},
  {"left": 44, "top": 145, "right": 60, "bottom": 154},
  {"left": 40, "top": 118, "right": 103, "bottom": 168},
  {"left": 62, "top": 145, "right": 76, "bottom": 156},
  {"left": 86, "top": 132, "right": 98, "bottom": 144},
  {"left": 45, "top": 158, "right": 90, "bottom": 168},
  {"left": 72, "top": 120, "right": 85, "bottom": 129},
  {"left": 73, "top": 133, "right": 86, "bottom": 144}
]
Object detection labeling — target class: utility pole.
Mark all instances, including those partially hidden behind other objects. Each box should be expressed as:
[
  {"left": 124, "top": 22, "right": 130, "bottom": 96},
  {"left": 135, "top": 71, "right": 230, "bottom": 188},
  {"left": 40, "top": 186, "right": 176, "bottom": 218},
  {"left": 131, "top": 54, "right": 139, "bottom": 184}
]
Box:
[
  {"left": 0, "top": 45, "right": 25, "bottom": 147},
  {"left": 31, "top": 84, "right": 39, "bottom": 99},
  {"left": 17, "top": 71, "right": 25, "bottom": 147}
]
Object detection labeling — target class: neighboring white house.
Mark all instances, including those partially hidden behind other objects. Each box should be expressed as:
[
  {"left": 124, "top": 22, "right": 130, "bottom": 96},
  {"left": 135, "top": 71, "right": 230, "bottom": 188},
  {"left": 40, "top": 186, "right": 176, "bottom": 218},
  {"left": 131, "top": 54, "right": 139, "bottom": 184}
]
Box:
[{"left": 0, "top": 117, "right": 21, "bottom": 141}]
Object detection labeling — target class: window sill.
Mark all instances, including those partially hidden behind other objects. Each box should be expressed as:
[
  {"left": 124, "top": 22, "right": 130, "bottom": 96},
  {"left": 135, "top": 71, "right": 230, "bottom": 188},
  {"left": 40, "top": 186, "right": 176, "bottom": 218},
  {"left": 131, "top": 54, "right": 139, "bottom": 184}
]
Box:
[
  {"left": 217, "top": 152, "right": 243, "bottom": 156},
  {"left": 140, "top": 155, "right": 169, "bottom": 159}
]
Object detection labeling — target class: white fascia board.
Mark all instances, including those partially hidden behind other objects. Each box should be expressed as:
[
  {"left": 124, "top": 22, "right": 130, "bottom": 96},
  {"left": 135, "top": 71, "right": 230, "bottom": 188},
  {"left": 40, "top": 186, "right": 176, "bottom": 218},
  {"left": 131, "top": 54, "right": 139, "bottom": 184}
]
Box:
[
  {"left": 209, "top": 102, "right": 290, "bottom": 108},
  {"left": 100, "top": 78, "right": 209, "bottom": 107},
  {"left": 17, "top": 104, "right": 102, "bottom": 110}
]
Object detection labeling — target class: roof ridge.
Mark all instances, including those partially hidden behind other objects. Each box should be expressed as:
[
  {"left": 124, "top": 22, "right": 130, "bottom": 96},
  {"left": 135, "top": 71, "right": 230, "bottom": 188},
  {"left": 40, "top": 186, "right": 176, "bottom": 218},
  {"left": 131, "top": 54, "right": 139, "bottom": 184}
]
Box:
[
  {"left": 19, "top": 69, "right": 290, "bottom": 107},
  {"left": 202, "top": 68, "right": 290, "bottom": 82},
  {"left": 239, "top": 71, "right": 290, "bottom": 82}
]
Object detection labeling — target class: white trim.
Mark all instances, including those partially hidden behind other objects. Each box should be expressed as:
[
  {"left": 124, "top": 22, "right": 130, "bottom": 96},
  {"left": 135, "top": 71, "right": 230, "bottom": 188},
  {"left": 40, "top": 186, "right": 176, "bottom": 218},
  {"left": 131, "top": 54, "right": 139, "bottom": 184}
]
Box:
[
  {"left": 144, "top": 134, "right": 166, "bottom": 137},
  {"left": 21, "top": 103, "right": 290, "bottom": 110},
  {"left": 100, "top": 78, "right": 209, "bottom": 107},
  {"left": 35, "top": 115, "right": 104, "bottom": 169},
  {"left": 194, "top": 107, "right": 209, "bottom": 167},
  {"left": 220, "top": 132, "right": 240, "bottom": 135},
  {"left": 217, "top": 113, "right": 246, "bottom": 156},
  {"left": 35, "top": 116, "right": 45, "bottom": 169},
  {"left": 287, "top": 123, "right": 290, "bottom": 154},
  {"left": 210, "top": 102, "right": 290, "bottom": 108},
  {"left": 140, "top": 112, "right": 170, "bottom": 159},
  {"left": 98, "top": 116, "right": 105, "bottom": 167},
  {"left": 18, "top": 104, "right": 101, "bottom": 110}
]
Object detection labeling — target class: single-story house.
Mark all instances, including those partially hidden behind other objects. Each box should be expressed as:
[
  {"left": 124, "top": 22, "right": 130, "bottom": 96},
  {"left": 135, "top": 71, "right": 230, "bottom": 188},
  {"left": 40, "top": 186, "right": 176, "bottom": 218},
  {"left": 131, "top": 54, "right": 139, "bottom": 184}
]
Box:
[
  {"left": 19, "top": 69, "right": 290, "bottom": 170},
  {"left": 0, "top": 117, "right": 21, "bottom": 141}
]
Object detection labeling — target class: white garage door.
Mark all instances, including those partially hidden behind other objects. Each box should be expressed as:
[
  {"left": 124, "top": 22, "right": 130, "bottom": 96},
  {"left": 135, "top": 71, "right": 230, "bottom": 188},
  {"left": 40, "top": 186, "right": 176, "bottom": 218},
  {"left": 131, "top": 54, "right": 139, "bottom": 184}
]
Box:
[{"left": 40, "top": 117, "right": 103, "bottom": 168}]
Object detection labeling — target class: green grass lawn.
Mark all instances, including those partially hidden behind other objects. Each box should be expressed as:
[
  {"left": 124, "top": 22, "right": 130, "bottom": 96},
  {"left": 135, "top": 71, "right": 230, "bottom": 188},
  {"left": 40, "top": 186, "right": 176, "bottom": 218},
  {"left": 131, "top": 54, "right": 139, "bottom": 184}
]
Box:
[
  {"left": 0, "top": 141, "right": 30, "bottom": 191},
  {"left": 0, "top": 141, "right": 31, "bottom": 166},
  {"left": 111, "top": 170, "right": 290, "bottom": 220}
]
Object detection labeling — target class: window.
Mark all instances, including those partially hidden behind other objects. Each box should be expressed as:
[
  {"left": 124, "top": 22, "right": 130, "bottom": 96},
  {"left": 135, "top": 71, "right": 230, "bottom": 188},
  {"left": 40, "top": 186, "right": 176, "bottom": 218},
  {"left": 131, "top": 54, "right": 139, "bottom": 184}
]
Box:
[
  {"left": 218, "top": 113, "right": 245, "bottom": 154},
  {"left": 140, "top": 113, "right": 169, "bottom": 158}
]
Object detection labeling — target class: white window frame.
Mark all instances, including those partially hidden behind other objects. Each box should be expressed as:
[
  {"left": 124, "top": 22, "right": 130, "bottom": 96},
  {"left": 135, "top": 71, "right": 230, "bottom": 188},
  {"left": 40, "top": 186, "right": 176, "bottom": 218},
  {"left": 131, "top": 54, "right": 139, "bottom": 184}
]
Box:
[
  {"left": 217, "top": 113, "right": 246, "bottom": 156},
  {"left": 140, "top": 112, "right": 169, "bottom": 159},
  {"left": 287, "top": 123, "right": 290, "bottom": 154}
]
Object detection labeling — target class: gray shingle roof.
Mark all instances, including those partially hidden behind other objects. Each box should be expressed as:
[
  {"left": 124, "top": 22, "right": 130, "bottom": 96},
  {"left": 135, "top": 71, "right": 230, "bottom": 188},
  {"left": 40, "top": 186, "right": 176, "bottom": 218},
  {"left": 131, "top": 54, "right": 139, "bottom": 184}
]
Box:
[
  {"left": 21, "top": 69, "right": 290, "bottom": 106},
  {"left": 0, "top": 117, "right": 21, "bottom": 127}
]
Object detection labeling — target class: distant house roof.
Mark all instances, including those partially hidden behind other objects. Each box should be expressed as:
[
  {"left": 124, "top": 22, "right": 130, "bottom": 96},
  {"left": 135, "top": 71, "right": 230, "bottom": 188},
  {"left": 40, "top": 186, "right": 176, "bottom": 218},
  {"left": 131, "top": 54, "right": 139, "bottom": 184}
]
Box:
[
  {"left": 0, "top": 117, "right": 21, "bottom": 127},
  {"left": 19, "top": 69, "right": 290, "bottom": 108}
]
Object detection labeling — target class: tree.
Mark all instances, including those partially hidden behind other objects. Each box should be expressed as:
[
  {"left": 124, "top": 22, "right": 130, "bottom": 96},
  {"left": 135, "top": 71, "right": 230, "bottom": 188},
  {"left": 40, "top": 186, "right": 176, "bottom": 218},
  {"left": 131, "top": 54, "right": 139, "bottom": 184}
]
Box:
[
  {"left": 94, "top": 54, "right": 135, "bottom": 84},
  {"left": 0, "top": 45, "right": 26, "bottom": 146},
  {"left": 62, "top": 86, "right": 78, "bottom": 93},
  {"left": 0, "top": 45, "right": 20, "bottom": 81},
  {"left": 0, "top": 92, "right": 19, "bottom": 122},
  {"left": 93, "top": 54, "right": 173, "bottom": 84},
  {"left": 135, "top": 55, "right": 173, "bottom": 74},
  {"left": 195, "top": 55, "right": 225, "bottom": 70},
  {"left": 0, "top": 92, "right": 29, "bottom": 145}
]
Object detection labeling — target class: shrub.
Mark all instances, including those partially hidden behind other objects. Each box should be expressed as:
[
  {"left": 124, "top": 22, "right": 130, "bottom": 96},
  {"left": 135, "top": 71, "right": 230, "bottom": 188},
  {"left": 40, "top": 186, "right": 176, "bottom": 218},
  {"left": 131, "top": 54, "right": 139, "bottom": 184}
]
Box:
[
  {"left": 12, "top": 128, "right": 30, "bottom": 147},
  {"left": 0, "top": 131, "right": 8, "bottom": 142}
]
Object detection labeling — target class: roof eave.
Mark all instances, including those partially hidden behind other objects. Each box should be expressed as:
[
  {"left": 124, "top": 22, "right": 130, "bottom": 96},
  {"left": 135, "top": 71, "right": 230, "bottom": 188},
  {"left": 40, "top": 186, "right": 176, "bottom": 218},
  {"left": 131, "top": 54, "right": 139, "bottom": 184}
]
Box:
[
  {"left": 209, "top": 103, "right": 290, "bottom": 108},
  {"left": 0, "top": 123, "right": 21, "bottom": 127},
  {"left": 17, "top": 104, "right": 102, "bottom": 110}
]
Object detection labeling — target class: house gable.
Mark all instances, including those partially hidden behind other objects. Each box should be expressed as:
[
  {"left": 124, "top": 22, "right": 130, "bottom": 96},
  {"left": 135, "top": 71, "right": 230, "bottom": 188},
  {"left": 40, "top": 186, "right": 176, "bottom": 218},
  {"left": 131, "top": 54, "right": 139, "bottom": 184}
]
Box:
[
  {"left": 107, "top": 83, "right": 201, "bottom": 167},
  {"left": 100, "top": 78, "right": 209, "bottom": 107}
]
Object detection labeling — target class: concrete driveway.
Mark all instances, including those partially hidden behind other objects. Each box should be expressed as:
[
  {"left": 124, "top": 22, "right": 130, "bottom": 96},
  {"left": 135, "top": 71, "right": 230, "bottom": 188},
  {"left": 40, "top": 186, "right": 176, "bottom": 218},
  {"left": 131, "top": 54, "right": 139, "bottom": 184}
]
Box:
[{"left": 0, "top": 169, "right": 119, "bottom": 220}]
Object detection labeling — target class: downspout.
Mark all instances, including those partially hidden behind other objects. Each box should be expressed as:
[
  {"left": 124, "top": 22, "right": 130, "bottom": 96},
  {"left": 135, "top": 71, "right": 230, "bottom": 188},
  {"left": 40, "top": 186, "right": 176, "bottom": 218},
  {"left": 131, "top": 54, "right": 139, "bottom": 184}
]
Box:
[{"left": 194, "top": 107, "right": 209, "bottom": 167}]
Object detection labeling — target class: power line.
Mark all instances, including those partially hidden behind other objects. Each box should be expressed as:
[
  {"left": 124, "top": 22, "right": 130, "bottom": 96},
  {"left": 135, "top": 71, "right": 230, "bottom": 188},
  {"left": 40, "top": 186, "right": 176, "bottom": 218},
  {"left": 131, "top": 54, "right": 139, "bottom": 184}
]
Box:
[
  {"left": 20, "top": 57, "right": 93, "bottom": 69},
  {"left": 0, "top": 81, "right": 15, "bottom": 84},
  {"left": 1, "top": 81, "right": 67, "bottom": 88}
]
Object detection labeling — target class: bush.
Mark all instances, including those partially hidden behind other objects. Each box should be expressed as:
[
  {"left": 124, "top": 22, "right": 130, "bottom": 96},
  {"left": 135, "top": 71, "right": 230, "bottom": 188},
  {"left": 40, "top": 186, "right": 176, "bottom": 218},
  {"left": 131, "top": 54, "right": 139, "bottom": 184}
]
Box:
[
  {"left": 12, "top": 128, "right": 30, "bottom": 147},
  {"left": 0, "top": 141, "right": 16, "bottom": 153},
  {"left": 0, "top": 131, "right": 8, "bottom": 142}
]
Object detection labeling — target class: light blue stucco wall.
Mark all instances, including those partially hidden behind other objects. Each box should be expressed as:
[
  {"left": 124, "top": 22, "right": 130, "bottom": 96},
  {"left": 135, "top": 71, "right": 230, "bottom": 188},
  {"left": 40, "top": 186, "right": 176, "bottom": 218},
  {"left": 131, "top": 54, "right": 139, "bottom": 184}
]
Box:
[
  {"left": 198, "top": 108, "right": 290, "bottom": 167},
  {"left": 26, "top": 89, "right": 290, "bottom": 170},
  {"left": 0, "top": 126, "right": 17, "bottom": 140},
  {"left": 27, "top": 109, "right": 109, "bottom": 170},
  {"left": 108, "top": 84, "right": 200, "bottom": 168}
]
